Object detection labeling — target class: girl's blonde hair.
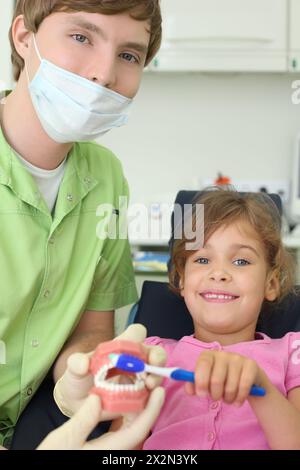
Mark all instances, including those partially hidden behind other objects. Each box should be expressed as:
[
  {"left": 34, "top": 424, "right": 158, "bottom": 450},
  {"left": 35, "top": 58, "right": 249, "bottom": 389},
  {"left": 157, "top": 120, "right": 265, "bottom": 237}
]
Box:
[
  {"left": 169, "top": 187, "right": 295, "bottom": 304},
  {"left": 9, "top": 0, "right": 162, "bottom": 81}
]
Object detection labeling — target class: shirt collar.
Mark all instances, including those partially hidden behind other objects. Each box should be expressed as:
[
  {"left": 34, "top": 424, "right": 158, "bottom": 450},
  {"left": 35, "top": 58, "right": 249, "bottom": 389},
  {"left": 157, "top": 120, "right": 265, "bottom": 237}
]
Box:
[
  {"left": 181, "top": 331, "right": 272, "bottom": 349},
  {"left": 0, "top": 125, "right": 98, "bottom": 218}
]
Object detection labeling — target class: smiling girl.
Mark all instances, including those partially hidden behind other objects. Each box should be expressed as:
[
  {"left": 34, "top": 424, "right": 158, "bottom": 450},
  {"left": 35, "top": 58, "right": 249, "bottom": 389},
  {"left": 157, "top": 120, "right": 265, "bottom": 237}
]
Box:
[{"left": 143, "top": 188, "right": 300, "bottom": 450}]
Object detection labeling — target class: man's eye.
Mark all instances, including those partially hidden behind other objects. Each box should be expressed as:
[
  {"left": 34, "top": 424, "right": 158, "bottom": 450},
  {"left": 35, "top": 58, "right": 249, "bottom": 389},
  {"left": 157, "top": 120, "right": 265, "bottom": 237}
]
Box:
[
  {"left": 72, "top": 34, "right": 89, "bottom": 44},
  {"left": 195, "top": 258, "right": 209, "bottom": 264},
  {"left": 120, "top": 52, "right": 139, "bottom": 63},
  {"left": 233, "top": 259, "right": 250, "bottom": 266}
]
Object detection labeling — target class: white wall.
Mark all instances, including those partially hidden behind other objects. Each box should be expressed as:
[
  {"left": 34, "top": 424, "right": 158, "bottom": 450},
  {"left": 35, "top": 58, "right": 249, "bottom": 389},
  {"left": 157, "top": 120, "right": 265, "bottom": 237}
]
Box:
[
  {"left": 0, "top": 0, "right": 14, "bottom": 90},
  {"left": 1, "top": 0, "right": 299, "bottom": 207},
  {"left": 100, "top": 72, "right": 300, "bottom": 205}
]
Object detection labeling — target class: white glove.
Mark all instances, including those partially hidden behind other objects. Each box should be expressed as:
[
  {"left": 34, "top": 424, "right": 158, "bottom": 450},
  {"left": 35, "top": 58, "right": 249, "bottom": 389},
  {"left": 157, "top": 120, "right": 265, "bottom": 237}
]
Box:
[
  {"left": 38, "top": 386, "right": 165, "bottom": 450},
  {"left": 54, "top": 324, "right": 167, "bottom": 417}
]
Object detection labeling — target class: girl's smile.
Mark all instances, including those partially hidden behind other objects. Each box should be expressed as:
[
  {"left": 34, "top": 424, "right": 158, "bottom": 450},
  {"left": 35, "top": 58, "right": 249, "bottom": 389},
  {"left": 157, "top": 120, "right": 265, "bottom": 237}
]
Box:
[{"left": 200, "top": 290, "right": 240, "bottom": 302}]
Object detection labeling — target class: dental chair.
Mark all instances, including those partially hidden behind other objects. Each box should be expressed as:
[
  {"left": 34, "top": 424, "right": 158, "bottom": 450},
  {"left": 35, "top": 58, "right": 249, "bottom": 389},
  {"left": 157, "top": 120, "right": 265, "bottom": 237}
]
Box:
[{"left": 131, "top": 190, "right": 300, "bottom": 339}]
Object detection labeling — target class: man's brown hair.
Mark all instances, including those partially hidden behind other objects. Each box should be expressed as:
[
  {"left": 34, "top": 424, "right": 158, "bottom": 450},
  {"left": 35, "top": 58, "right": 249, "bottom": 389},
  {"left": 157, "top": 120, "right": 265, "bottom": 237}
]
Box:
[{"left": 9, "top": 0, "right": 162, "bottom": 81}]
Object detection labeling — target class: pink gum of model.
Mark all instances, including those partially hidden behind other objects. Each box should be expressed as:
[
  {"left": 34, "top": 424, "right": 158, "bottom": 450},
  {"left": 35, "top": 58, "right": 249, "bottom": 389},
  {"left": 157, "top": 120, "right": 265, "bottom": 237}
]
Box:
[{"left": 90, "top": 339, "right": 150, "bottom": 413}]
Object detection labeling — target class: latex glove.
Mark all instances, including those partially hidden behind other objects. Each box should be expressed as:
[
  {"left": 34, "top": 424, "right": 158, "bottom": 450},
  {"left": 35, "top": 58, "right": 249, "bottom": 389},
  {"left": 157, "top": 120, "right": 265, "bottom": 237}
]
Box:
[
  {"left": 54, "top": 324, "right": 167, "bottom": 417},
  {"left": 38, "top": 386, "right": 165, "bottom": 450}
]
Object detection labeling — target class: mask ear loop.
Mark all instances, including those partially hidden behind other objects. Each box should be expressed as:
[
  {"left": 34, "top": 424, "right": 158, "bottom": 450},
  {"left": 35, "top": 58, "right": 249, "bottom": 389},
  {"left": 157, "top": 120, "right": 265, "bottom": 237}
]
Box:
[
  {"left": 25, "top": 34, "right": 42, "bottom": 84},
  {"left": 25, "top": 62, "right": 31, "bottom": 84},
  {"left": 32, "top": 35, "right": 43, "bottom": 62}
]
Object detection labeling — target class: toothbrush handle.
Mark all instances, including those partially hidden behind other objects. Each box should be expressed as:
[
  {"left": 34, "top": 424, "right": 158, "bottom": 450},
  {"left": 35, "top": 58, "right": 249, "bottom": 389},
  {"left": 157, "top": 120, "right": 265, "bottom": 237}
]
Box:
[
  {"left": 171, "top": 369, "right": 195, "bottom": 382},
  {"left": 249, "top": 385, "right": 266, "bottom": 397},
  {"left": 171, "top": 369, "right": 265, "bottom": 396}
]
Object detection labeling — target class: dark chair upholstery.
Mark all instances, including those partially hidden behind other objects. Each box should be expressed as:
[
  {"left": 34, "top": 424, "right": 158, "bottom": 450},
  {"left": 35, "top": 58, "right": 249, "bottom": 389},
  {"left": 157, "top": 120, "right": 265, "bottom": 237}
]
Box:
[
  {"left": 134, "top": 281, "right": 300, "bottom": 340},
  {"left": 134, "top": 281, "right": 193, "bottom": 340}
]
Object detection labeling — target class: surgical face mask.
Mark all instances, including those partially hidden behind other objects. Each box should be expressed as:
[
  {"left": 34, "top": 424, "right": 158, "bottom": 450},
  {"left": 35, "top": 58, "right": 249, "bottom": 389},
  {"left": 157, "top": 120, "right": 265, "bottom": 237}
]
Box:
[{"left": 25, "top": 36, "right": 132, "bottom": 143}]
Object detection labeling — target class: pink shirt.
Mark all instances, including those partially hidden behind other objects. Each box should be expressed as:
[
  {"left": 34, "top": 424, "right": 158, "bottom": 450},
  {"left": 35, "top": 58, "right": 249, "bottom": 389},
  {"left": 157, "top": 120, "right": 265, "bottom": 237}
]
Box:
[{"left": 143, "top": 332, "right": 300, "bottom": 450}]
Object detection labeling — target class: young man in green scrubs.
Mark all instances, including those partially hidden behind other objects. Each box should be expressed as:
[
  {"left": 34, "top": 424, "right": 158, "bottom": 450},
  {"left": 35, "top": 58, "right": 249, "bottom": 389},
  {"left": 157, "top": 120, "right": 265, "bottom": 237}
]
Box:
[{"left": 0, "top": 0, "right": 162, "bottom": 448}]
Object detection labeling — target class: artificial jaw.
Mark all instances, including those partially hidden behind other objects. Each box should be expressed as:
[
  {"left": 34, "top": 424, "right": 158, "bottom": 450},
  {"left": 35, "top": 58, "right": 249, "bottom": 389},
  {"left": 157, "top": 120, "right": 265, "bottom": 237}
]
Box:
[{"left": 89, "top": 339, "right": 149, "bottom": 413}]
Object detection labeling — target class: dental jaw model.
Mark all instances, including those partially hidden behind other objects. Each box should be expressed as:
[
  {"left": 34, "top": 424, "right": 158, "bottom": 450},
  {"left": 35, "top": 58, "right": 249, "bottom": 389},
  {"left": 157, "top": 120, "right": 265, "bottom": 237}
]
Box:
[{"left": 90, "top": 340, "right": 150, "bottom": 413}]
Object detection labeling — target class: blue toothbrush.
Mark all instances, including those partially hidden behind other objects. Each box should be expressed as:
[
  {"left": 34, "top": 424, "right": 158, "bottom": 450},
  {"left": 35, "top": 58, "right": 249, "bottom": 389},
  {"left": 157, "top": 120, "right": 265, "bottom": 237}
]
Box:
[{"left": 109, "top": 353, "right": 265, "bottom": 397}]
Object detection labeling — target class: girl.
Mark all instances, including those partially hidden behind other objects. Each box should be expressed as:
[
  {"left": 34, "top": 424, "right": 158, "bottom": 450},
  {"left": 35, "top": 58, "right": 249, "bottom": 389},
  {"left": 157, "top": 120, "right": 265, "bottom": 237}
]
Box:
[{"left": 143, "top": 188, "right": 300, "bottom": 450}]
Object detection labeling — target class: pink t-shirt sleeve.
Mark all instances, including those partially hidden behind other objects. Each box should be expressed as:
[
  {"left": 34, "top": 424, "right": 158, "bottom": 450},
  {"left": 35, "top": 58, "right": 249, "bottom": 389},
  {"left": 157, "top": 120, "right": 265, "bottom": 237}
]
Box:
[
  {"left": 285, "top": 332, "right": 300, "bottom": 392},
  {"left": 144, "top": 336, "right": 179, "bottom": 363},
  {"left": 144, "top": 336, "right": 164, "bottom": 347}
]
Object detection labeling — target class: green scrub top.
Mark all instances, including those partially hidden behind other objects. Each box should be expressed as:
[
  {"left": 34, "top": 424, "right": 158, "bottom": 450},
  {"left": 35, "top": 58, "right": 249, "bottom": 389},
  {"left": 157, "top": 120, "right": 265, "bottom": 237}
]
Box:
[{"left": 0, "top": 127, "right": 138, "bottom": 447}]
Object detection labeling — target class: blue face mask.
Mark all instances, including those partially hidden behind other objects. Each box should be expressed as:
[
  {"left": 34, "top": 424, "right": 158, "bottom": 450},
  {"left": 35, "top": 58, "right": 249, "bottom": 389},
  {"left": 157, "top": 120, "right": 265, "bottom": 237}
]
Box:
[{"left": 25, "top": 36, "right": 133, "bottom": 143}]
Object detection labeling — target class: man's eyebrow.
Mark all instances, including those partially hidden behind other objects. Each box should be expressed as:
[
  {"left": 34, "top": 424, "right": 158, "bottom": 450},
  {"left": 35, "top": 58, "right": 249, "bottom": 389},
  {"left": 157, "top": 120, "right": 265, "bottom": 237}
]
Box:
[
  {"left": 67, "top": 17, "right": 148, "bottom": 55},
  {"left": 121, "top": 42, "right": 148, "bottom": 56},
  {"left": 67, "top": 17, "right": 107, "bottom": 37}
]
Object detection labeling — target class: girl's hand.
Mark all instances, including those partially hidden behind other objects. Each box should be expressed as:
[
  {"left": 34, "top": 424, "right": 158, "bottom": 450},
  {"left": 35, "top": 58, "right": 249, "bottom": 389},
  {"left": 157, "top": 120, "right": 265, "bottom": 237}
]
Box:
[{"left": 185, "top": 350, "right": 264, "bottom": 406}]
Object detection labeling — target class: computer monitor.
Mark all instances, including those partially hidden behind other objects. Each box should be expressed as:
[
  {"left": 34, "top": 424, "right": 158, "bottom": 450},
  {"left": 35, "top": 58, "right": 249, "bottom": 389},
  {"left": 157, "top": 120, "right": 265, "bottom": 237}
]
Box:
[{"left": 290, "top": 134, "right": 300, "bottom": 236}]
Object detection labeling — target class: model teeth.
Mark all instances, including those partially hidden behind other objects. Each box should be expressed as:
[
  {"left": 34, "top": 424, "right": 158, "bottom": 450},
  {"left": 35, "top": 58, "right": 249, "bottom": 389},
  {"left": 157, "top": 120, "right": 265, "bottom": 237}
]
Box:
[
  {"left": 94, "top": 380, "right": 145, "bottom": 391},
  {"left": 94, "top": 362, "right": 145, "bottom": 391},
  {"left": 94, "top": 363, "right": 110, "bottom": 382}
]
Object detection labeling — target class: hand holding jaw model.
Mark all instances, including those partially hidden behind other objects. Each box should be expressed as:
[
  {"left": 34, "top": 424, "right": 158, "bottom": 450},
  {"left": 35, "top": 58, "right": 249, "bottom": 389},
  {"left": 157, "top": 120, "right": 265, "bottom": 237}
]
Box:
[{"left": 54, "top": 324, "right": 167, "bottom": 419}]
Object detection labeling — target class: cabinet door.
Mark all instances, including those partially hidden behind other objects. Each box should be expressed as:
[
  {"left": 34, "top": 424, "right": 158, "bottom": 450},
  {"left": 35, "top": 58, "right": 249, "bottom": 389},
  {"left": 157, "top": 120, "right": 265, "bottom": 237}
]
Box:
[
  {"left": 289, "top": 0, "right": 300, "bottom": 71},
  {"left": 0, "top": 0, "right": 14, "bottom": 90},
  {"left": 152, "top": 0, "right": 287, "bottom": 72}
]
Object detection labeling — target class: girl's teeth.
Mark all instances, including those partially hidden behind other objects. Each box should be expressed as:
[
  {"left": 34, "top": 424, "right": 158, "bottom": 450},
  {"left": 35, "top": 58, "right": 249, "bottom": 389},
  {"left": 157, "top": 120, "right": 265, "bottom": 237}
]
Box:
[{"left": 204, "top": 293, "right": 235, "bottom": 300}]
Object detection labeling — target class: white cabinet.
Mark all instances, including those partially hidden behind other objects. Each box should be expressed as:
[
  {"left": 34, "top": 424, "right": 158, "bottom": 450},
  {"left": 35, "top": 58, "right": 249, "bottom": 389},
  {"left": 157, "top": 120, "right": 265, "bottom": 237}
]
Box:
[
  {"left": 151, "top": 0, "right": 288, "bottom": 72},
  {"left": 0, "top": 0, "right": 14, "bottom": 90},
  {"left": 289, "top": 0, "right": 300, "bottom": 71}
]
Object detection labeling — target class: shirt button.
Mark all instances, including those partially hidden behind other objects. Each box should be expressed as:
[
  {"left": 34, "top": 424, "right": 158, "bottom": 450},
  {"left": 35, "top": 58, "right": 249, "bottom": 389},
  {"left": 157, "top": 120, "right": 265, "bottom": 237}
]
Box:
[
  {"left": 207, "top": 431, "right": 215, "bottom": 441},
  {"left": 210, "top": 401, "right": 219, "bottom": 410},
  {"left": 27, "top": 388, "right": 33, "bottom": 397},
  {"left": 67, "top": 194, "right": 73, "bottom": 202},
  {"left": 31, "top": 339, "right": 39, "bottom": 348},
  {"left": 84, "top": 177, "right": 92, "bottom": 185},
  {"left": 49, "top": 237, "right": 55, "bottom": 245},
  {"left": 44, "top": 290, "right": 50, "bottom": 298}
]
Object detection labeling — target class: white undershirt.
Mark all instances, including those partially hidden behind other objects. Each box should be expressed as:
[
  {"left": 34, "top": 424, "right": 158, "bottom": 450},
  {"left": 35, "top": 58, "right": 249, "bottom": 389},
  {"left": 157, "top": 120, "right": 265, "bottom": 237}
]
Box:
[
  {"left": 16, "top": 152, "right": 67, "bottom": 213},
  {"left": 1, "top": 97, "right": 67, "bottom": 213}
]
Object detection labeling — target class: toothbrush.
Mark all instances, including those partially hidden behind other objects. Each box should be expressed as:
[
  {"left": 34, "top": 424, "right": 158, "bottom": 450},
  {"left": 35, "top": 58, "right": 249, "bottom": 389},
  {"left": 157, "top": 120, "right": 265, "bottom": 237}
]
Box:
[{"left": 109, "top": 353, "right": 266, "bottom": 397}]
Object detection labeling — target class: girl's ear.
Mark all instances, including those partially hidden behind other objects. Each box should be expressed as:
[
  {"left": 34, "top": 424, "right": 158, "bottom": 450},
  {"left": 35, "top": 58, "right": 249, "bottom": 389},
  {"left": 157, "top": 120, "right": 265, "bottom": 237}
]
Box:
[{"left": 264, "top": 270, "right": 280, "bottom": 302}]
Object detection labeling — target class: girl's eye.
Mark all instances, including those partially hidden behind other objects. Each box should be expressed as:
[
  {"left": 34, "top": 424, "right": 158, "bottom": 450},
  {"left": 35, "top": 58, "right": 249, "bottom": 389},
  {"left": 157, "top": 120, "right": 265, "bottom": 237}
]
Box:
[
  {"left": 233, "top": 259, "right": 250, "bottom": 266},
  {"left": 120, "top": 52, "right": 139, "bottom": 64},
  {"left": 72, "top": 34, "right": 89, "bottom": 44},
  {"left": 195, "top": 258, "right": 209, "bottom": 264}
]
